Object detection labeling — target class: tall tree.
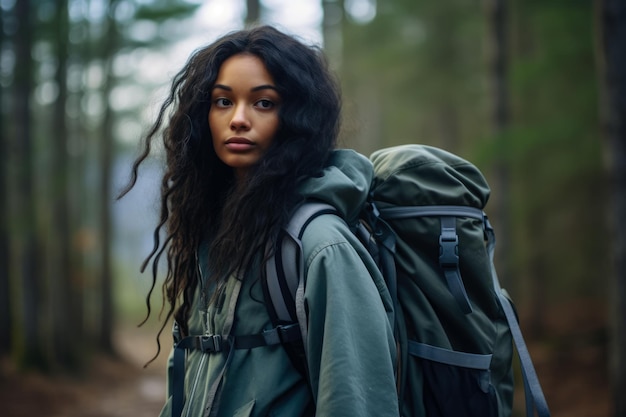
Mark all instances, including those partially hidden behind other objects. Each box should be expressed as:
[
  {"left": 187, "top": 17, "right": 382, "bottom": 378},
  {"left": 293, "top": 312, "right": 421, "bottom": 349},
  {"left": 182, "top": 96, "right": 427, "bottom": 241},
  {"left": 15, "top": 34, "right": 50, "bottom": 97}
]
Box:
[
  {"left": 246, "top": 0, "right": 261, "bottom": 26},
  {"left": 13, "top": 0, "right": 47, "bottom": 369},
  {"left": 97, "top": 0, "right": 120, "bottom": 354},
  {"left": 598, "top": 0, "right": 626, "bottom": 415},
  {"left": 50, "top": 0, "right": 80, "bottom": 369},
  {"left": 485, "top": 0, "right": 511, "bottom": 287},
  {"left": 0, "top": 0, "right": 12, "bottom": 356},
  {"left": 322, "top": 0, "right": 344, "bottom": 67}
]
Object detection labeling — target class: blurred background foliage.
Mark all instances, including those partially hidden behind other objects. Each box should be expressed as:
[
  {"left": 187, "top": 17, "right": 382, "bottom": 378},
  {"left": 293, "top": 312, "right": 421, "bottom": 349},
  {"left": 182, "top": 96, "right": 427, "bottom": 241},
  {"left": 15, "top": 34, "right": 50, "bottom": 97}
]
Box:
[{"left": 0, "top": 0, "right": 624, "bottom": 416}]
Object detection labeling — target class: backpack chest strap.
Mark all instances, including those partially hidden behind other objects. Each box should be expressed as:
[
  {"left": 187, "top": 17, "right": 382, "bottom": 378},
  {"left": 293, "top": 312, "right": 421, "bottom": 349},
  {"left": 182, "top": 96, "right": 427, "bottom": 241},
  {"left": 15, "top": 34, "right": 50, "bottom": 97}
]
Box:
[
  {"left": 174, "top": 322, "right": 302, "bottom": 353},
  {"left": 171, "top": 323, "right": 301, "bottom": 417}
]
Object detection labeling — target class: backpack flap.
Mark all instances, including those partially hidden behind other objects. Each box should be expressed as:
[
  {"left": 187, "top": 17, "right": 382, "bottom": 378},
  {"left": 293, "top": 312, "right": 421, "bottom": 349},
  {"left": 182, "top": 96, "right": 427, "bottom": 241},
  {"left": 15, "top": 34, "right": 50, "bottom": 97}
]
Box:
[
  {"left": 370, "top": 145, "right": 490, "bottom": 209},
  {"left": 369, "top": 145, "right": 498, "bottom": 327}
]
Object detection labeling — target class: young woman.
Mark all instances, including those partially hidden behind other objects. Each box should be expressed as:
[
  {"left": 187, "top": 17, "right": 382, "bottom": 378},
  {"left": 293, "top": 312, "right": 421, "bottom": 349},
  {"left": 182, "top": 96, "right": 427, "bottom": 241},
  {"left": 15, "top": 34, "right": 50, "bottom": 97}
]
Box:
[{"left": 123, "top": 25, "right": 399, "bottom": 417}]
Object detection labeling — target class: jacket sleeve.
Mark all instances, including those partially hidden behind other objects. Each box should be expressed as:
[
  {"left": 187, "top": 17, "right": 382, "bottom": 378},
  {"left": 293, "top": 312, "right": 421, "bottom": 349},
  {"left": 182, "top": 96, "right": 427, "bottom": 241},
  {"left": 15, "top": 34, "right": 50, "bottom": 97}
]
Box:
[{"left": 302, "top": 220, "right": 399, "bottom": 417}]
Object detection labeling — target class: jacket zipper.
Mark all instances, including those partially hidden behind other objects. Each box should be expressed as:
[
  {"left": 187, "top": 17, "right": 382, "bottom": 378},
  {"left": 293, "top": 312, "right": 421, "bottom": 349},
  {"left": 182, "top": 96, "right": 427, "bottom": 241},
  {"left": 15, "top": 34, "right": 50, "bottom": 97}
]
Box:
[
  {"left": 184, "top": 249, "right": 210, "bottom": 417},
  {"left": 196, "top": 250, "right": 211, "bottom": 332},
  {"left": 184, "top": 353, "right": 208, "bottom": 417}
]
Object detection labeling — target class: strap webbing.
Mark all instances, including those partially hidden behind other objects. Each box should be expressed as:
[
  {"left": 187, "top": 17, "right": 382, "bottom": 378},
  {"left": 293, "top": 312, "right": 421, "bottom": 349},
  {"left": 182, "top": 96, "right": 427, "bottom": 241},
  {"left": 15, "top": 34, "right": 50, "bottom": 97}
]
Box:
[
  {"left": 439, "top": 216, "right": 472, "bottom": 314},
  {"left": 362, "top": 202, "right": 398, "bottom": 328},
  {"left": 408, "top": 341, "right": 492, "bottom": 370},
  {"left": 380, "top": 205, "right": 478, "bottom": 314},
  {"left": 497, "top": 292, "right": 550, "bottom": 417},
  {"left": 484, "top": 218, "right": 551, "bottom": 417},
  {"left": 265, "top": 202, "right": 337, "bottom": 324},
  {"left": 379, "top": 205, "right": 484, "bottom": 220}
]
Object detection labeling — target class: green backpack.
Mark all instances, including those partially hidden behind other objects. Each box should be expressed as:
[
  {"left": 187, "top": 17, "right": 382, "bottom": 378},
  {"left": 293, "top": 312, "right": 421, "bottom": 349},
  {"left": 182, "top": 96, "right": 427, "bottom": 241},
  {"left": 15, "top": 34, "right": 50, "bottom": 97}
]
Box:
[{"left": 262, "top": 144, "right": 550, "bottom": 417}]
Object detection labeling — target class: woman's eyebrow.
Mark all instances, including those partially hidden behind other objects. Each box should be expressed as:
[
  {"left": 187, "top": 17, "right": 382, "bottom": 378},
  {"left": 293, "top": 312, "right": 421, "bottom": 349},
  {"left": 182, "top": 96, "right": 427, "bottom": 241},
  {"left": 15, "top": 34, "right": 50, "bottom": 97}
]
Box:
[
  {"left": 251, "top": 84, "right": 278, "bottom": 92},
  {"left": 212, "top": 84, "right": 231, "bottom": 91},
  {"left": 211, "top": 84, "right": 278, "bottom": 92}
]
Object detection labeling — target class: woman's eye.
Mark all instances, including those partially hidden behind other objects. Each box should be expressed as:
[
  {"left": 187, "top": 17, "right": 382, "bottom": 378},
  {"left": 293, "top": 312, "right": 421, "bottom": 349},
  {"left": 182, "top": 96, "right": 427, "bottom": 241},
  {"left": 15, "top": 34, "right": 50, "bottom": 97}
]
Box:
[
  {"left": 214, "top": 98, "right": 231, "bottom": 107},
  {"left": 256, "top": 99, "right": 274, "bottom": 109}
]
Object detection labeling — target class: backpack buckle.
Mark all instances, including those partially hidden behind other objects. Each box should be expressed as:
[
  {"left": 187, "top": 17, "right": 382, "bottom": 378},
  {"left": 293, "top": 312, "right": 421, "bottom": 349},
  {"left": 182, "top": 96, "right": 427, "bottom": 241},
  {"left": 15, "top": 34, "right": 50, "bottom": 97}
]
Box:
[
  {"left": 262, "top": 323, "right": 302, "bottom": 345},
  {"left": 277, "top": 323, "right": 302, "bottom": 342},
  {"left": 194, "top": 334, "right": 223, "bottom": 353},
  {"left": 439, "top": 234, "right": 459, "bottom": 268}
]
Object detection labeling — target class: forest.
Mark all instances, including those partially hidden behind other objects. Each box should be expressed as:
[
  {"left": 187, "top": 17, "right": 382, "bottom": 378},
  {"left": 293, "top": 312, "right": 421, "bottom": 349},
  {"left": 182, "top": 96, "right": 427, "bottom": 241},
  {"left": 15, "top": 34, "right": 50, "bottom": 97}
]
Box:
[{"left": 0, "top": 0, "right": 624, "bottom": 416}]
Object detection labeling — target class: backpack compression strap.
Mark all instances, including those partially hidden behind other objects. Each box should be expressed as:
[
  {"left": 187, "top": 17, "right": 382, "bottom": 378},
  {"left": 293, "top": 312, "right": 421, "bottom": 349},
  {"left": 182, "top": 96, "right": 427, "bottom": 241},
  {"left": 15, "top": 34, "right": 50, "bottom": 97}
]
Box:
[
  {"left": 483, "top": 217, "right": 551, "bottom": 417},
  {"left": 379, "top": 205, "right": 483, "bottom": 314}
]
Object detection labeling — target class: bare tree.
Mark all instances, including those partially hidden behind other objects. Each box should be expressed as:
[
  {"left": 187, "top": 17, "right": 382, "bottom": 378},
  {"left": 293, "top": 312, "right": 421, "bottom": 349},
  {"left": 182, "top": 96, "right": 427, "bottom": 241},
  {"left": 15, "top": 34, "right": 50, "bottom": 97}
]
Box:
[{"left": 597, "top": 0, "right": 626, "bottom": 415}]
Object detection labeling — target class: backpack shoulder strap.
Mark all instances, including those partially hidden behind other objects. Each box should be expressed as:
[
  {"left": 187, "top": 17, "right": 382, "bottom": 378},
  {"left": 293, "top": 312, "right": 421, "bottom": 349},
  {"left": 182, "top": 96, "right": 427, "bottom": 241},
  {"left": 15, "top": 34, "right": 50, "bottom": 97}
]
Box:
[{"left": 262, "top": 201, "right": 338, "bottom": 359}]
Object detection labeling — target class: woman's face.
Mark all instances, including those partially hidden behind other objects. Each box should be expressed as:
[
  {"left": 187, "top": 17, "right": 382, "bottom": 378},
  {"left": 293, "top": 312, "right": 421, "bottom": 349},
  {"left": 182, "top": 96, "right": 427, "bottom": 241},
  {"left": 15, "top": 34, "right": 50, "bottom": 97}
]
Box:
[{"left": 209, "top": 53, "right": 281, "bottom": 180}]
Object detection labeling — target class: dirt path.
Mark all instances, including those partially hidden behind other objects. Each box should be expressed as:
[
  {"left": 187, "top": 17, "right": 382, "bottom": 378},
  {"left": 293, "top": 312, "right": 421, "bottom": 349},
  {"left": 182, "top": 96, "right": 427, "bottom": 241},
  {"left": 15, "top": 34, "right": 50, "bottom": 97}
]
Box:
[{"left": 1, "top": 326, "right": 168, "bottom": 417}]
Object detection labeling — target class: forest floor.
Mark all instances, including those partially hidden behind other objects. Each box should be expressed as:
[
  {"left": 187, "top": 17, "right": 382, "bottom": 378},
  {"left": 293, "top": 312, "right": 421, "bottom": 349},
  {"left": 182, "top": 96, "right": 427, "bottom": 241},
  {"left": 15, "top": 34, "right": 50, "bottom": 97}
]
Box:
[
  {"left": 0, "top": 298, "right": 613, "bottom": 417},
  {"left": 0, "top": 324, "right": 168, "bottom": 417}
]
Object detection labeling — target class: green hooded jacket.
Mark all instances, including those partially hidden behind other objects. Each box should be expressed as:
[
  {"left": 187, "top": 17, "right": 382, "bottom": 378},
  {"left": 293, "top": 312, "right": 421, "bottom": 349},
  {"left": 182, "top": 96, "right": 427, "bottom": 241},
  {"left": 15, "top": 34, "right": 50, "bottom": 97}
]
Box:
[{"left": 159, "top": 150, "right": 400, "bottom": 417}]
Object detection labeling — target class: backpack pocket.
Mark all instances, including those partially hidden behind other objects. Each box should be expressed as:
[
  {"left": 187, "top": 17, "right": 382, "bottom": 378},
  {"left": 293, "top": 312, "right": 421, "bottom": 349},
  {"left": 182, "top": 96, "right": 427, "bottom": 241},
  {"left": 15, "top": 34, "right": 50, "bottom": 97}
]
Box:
[{"left": 409, "top": 341, "right": 498, "bottom": 417}]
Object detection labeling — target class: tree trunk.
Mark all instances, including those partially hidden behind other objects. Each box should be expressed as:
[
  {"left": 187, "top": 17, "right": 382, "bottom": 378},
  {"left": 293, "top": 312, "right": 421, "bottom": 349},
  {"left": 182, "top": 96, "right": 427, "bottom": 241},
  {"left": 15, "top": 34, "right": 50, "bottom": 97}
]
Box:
[
  {"left": 597, "top": 0, "right": 626, "bottom": 415},
  {"left": 97, "top": 0, "right": 119, "bottom": 354},
  {"left": 245, "top": 0, "right": 261, "bottom": 26},
  {"left": 323, "top": 0, "right": 344, "bottom": 69},
  {"left": 50, "top": 0, "right": 80, "bottom": 370},
  {"left": 0, "top": 1, "right": 12, "bottom": 356},
  {"left": 485, "top": 0, "right": 511, "bottom": 287},
  {"left": 14, "top": 0, "right": 47, "bottom": 370}
]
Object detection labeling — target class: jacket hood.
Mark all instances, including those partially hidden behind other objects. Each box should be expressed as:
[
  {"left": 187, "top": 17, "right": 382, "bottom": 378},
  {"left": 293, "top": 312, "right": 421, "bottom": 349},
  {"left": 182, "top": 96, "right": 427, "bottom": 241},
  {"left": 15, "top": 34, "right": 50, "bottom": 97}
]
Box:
[{"left": 298, "top": 149, "right": 373, "bottom": 223}]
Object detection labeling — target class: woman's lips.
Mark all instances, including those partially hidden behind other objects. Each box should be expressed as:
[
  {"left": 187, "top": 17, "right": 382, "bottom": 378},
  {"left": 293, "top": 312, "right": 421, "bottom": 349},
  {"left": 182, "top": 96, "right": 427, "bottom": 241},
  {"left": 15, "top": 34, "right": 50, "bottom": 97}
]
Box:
[{"left": 225, "top": 137, "right": 255, "bottom": 152}]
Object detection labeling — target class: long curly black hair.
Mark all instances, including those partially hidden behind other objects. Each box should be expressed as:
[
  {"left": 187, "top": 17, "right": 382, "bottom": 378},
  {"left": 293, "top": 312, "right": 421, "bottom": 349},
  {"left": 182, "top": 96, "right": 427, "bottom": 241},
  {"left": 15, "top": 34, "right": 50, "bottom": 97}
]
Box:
[{"left": 119, "top": 26, "right": 341, "bottom": 354}]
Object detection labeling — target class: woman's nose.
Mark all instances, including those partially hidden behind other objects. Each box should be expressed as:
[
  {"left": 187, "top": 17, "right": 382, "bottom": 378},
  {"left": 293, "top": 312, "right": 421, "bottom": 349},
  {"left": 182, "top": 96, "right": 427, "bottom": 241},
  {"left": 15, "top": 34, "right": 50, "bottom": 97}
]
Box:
[{"left": 230, "top": 104, "right": 250, "bottom": 130}]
